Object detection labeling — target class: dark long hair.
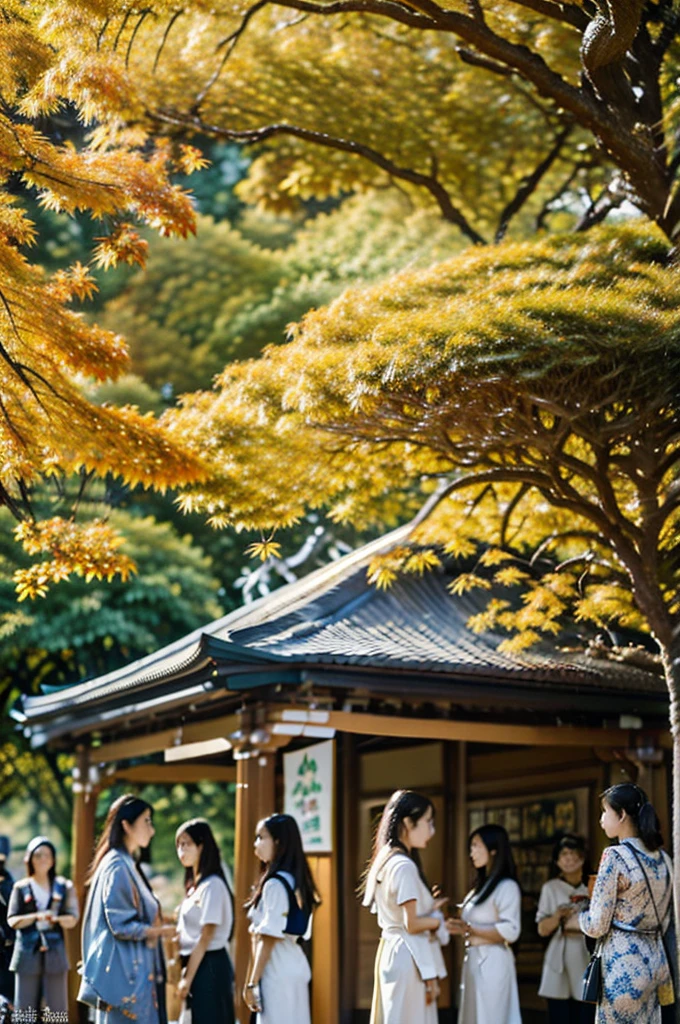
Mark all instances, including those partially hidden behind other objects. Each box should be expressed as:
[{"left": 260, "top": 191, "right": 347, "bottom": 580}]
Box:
[
  {"left": 470, "top": 824, "right": 518, "bottom": 903},
  {"left": 175, "top": 818, "right": 228, "bottom": 894},
  {"left": 361, "top": 789, "right": 434, "bottom": 894},
  {"left": 549, "top": 834, "right": 590, "bottom": 884},
  {"left": 86, "top": 794, "right": 153, "bottom": 885},
  {"left": 246, "top": 813, "right": 320, "bottom": 915},
  {"left": 602, "top": 783, "right": 663, "bottom": 852}
]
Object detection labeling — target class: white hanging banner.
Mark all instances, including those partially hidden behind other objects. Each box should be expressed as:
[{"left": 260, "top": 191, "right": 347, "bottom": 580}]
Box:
[{"left": 283, "top": 739, "right": 334, "bottom": 853}]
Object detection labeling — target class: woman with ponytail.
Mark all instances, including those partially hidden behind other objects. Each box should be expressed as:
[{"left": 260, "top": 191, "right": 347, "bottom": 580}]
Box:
[
  {"left": 447, "top": 823, "right": 522, "bottom": 1024},
  {"left": 579, "top": 783, "right": 673, "bottom": 1023},
  {"left": 361, "top": 790, "right": 449, "bottom": 1023},
  {"left": 244, "top": 813, "right": 320, "bottom": 1024},
  {"left": 78, "top": 795, "right": 175, "bottom": 1024}
]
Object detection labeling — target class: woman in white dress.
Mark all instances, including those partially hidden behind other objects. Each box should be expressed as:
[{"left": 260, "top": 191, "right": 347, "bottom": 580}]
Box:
[
  {"left": 447, "top": 823, "right": 522, "bottom": 1024},
  {"left": 361, "top": 789, "right": 450, "bottom": 1024},
  {"left": 175, "top": 818, "right": 235, "bottom": 1023},
  {"left": 244, "top": 813, "right": 320, "bottom": 1023},
  {"left": 536, "top": 835, "right": 595, "bottom": 1024}
]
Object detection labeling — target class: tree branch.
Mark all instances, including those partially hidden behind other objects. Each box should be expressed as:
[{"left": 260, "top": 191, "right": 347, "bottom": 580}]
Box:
[
  {"left": 455, "top": 46, "right": 513, "bottom": 76},
  {"left": 151, "top": 108, "right": 487, "bottom": 243},
  {"left": 193, "top": 0, "right": 271, "bottom": 109},
  {"left": 500, "top": 482, "right": 529, "bottom": 547},
  {"left": 153, "top": 8, "right": 185, "bottom": 73},
  {"left": 495, "top": 124, "right": 572, "bottom": 241}
]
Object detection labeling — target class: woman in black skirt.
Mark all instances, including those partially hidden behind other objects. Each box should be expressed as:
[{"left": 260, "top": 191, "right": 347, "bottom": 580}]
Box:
[{"left": 176, "top": 818, "right": 235, "bottom": 1023}]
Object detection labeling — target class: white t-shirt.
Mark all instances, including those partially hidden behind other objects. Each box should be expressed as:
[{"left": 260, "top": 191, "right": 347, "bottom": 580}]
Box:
[
  {"left": 178, "top": 875, "right": 233, "bottom": 955},
  {"left": 31, "top": 880, "right": 51, "bottom": 931}
]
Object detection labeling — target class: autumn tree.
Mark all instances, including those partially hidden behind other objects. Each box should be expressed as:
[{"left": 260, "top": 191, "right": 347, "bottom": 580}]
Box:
[
  {"left": 0, "top": 506, "right": 224, "bottom": 698},
  {"left": 161, "top": 223, "right": 680, "bottom": 906},
  {"left": 0, "top": 3, "right": 208, "bottom": 595},
  {"left": 32, "top": 0, "right": 680, "bottom": 243},
  {"left": 102, "top": 194, "right": 464, "bottom": 393}
]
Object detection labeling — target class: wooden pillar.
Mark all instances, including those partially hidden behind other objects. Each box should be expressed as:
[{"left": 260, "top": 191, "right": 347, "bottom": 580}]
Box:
[
  {"left": 452, "top": 740, "right": 468, "bottom": 1010},
  {"left": 233, "top": 751, "right": 276, "bottom": 1021},
  {"left": 309, "top": 854, "right": 339, "bottom": 1024},
  {"left": 68, "top": 745, "right": 97, "bottom": 1023},
  {"left": 339, "top": 734, "right": 358, "bottom": 1024}
]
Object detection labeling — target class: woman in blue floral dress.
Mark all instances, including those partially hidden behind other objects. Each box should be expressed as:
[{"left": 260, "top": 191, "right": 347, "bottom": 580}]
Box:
[{"left": 579, "top": 783, "right": 673, "bottom": 1024}]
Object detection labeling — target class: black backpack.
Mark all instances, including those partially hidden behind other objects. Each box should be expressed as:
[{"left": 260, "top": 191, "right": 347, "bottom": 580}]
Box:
[{"left": 271, "top": 873, "right": 310, "bottom": 936}]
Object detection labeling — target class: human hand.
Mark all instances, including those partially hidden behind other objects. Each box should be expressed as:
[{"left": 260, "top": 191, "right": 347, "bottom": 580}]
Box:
[
  {"left": 146, "top": 923, "right": 177, "bottom": 940},
  {"left": 425, "top": 978, "right": 440, "bottom": 1005},
  {"left": 177, "top": 976, "right": 190, "bottom": 1001},
  {"left": 244, "top": 982, "right": 263, "bottom": 1013},
  {"left": 446, "top": 917, "right": 467, "bottom": 936},
  {"left": 432, "top": 896, "right": 449, "bottom": 912}
]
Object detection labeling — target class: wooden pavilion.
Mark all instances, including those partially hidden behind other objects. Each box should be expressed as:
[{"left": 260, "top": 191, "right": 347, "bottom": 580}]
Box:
[{"left": 18, "top": 525, "right": 671, "bottom": 1023}]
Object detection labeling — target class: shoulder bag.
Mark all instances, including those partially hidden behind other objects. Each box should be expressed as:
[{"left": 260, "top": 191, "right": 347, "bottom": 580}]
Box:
[{"left": 582, "top": 940, "right": 603, "bottom": 1003}]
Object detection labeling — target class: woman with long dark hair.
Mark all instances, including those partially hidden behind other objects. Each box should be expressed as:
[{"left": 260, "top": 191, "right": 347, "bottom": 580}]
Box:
[
  {"left": 361, "top": 790, "right": 449, "bottom": 1024},
  {"left": 78, "top": 794, "right": 175, "bottom": 1024},
  {"left": 175, "top": 818, "right": 235, "bottom": 1024},
  {"left": 447, "top": 823, "right": 522, "bottom": 1024},
  {"left": 244, "top": 813, "right": 320, "bottom": 1023},
  {"left": 7, "top": 835, "right": 79, "bottom": 1020},
  {"left": 536, "top": 834, "right": 595, "bottom": 1024},
  {"left": 579, "top": 783, "right": 673, "bottom": 1024}
]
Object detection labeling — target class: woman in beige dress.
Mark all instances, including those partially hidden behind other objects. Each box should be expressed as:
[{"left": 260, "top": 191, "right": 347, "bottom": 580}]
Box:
[{"left": 361, "top": 790, "right": 449, "bottom": 1024}]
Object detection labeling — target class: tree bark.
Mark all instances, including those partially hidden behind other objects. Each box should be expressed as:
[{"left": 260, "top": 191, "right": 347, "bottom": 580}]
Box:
[{"left": 658, "top": 636, "right": 680, "bottom": 1022}]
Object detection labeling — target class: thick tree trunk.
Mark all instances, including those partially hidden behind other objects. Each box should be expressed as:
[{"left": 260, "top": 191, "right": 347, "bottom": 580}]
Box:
[{"left": 660, "top": 638, "right": 680, "bottom": 1023}]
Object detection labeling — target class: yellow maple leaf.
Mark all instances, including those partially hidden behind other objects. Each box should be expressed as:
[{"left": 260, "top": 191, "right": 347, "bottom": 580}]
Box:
[{"left": 245, "top": 539, "right": 282, "bottom": 561}]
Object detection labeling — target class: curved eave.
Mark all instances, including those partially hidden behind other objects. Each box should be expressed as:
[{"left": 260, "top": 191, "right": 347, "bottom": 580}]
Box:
[{"left": 21, "top": 523, "right": 413, "bottom": 723}]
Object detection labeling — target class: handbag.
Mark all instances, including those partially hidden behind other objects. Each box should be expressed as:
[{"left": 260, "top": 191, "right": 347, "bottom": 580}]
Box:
[
  {"left": 76, "top": 969, "right": 100, "bottom": 1009},
  {"left": 626, "top": 843, "right": 675, "bottom": 1007},
  {"left": 582, "top": 941, "right": 603, "bottom": 1003}
]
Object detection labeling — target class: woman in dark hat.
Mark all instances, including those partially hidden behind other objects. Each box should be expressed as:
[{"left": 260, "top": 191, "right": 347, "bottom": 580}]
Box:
[
  {"left": 6, "top": 834, "right": 79, "bottom": 1019},
  {"left": 78, "top": 794, "right": 175, "bottom": 1024}
]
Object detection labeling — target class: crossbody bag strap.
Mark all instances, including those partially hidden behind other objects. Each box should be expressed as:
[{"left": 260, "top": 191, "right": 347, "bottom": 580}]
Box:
[
  {"left": 624, "top": 843, "right": 669, "bottom": 932},
  {"left": 623, "top": 843, "right": 674, "bottom": 975}
]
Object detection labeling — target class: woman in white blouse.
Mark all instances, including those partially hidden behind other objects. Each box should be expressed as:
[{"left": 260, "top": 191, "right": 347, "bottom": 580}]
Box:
[
  {"left": 536, "top": 834, "right": 594, "bottom": 1024},
  {"left": 447, "top": 823, "right": 522, "bottom": 1024},
  {"left": 362, "top": 789, "right": 449, "bottom": 1023},
  {"left": 175, "top": 818, "right": 235, "bottom": 1023},
  {"left": 244, "top": 813, "right": 320, "bottom": 1024}
]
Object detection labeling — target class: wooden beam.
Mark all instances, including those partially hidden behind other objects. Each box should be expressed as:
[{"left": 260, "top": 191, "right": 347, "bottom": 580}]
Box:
[
  {"left": 468, "top": 744, "right": 600, "bottom": 783},
  {"left": 92, "top": 713, "right": 240, "bottom": 763},
  {"left": 339, "top": 734, "right": 358, "bottom": 1024},
  {"left": 68, "top": 746, "right": 97, "bottom": 1023},
  {"left": 233, "top": 753, "right": 276, "bottom": 1021},
  {"left": 453, "top": 741, "right": 467, "bottom": 1008},
  {"left": 309, "top": 854, "right": 339, "bottom": 1024},
  {"left": 315, "top": 710, "right": 634, "bottom": 748},
  {"left": 108, "top": 764, "right": 236, "bottom": 785},
  {"left": 468, "top": 762, "right": 609, "bottom": 799}
]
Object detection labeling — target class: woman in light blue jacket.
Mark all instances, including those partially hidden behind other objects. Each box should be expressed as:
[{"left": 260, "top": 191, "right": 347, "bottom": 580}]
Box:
[{"left": 78, "top": 795, "right": 175, "bottom": 1024}]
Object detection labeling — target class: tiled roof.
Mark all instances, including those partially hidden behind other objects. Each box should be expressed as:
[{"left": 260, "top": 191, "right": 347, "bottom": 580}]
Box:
[{"left": 20, "top": 523, "right": 664, "bottom": 743}]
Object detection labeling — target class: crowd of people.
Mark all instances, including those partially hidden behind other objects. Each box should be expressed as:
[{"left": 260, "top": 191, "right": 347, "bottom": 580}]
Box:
[{"left": 0, "top": 781, "right": 673, "bottom": 1024}]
